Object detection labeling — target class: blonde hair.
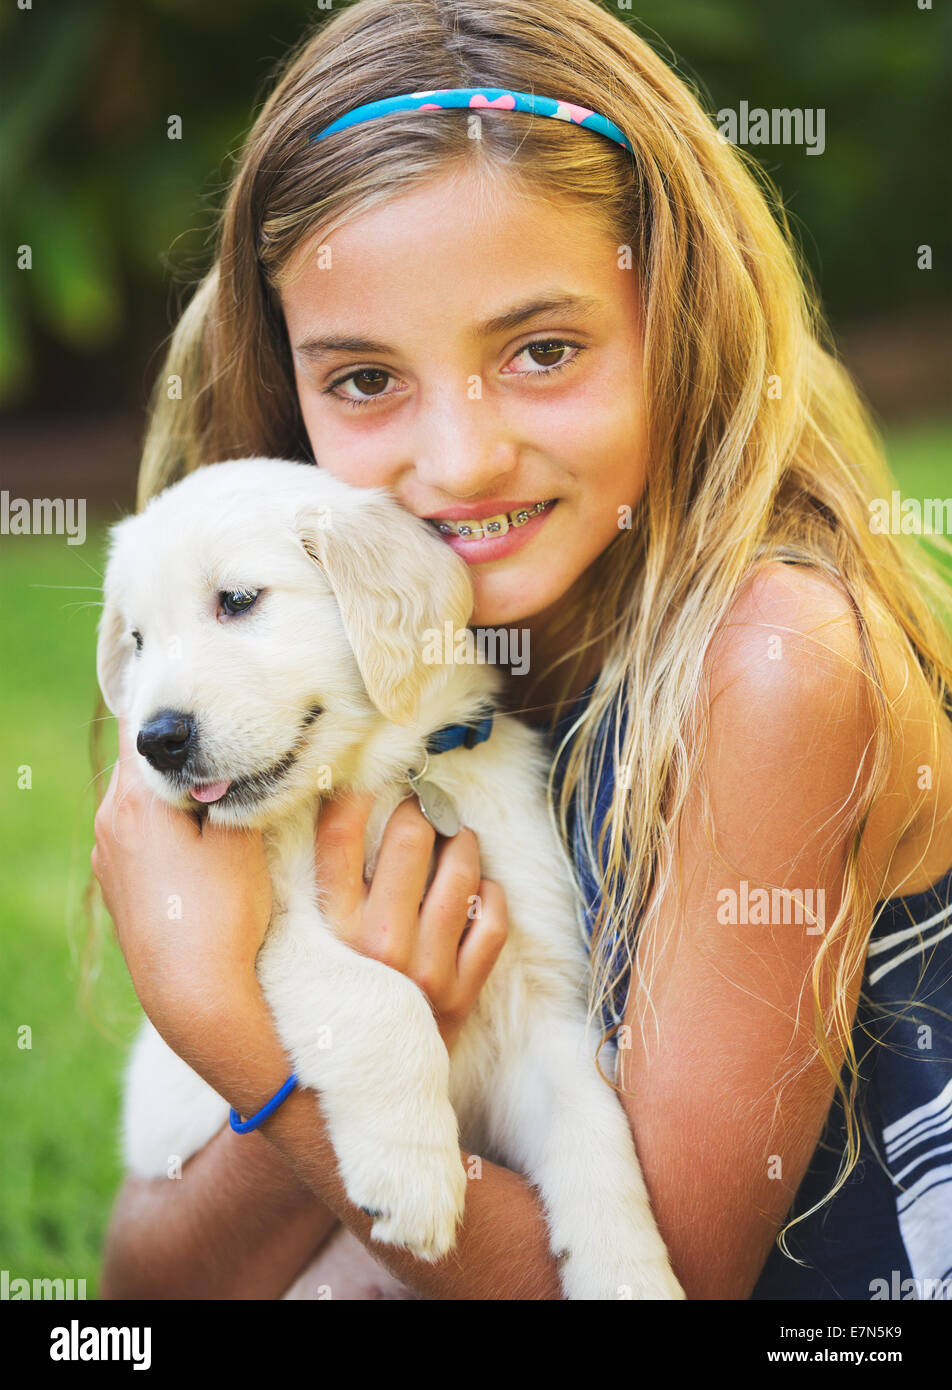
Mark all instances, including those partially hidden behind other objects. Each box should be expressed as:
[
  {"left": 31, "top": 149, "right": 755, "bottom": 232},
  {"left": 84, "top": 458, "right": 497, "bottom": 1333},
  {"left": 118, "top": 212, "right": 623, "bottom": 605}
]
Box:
[{"left": 120, "top": 0, "right": 952, "bottom": 1255}]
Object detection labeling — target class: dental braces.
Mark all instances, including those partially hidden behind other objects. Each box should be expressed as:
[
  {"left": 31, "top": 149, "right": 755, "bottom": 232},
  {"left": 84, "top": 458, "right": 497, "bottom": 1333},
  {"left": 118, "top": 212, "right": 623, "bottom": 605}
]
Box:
[{"left": 433, "top": 499, "right": 553, "bottom": 540}]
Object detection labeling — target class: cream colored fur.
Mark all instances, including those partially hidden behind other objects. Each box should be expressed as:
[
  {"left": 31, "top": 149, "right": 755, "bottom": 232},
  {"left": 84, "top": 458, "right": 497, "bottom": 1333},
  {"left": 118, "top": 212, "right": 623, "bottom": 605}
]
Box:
[{"left": 97, "top": 458, "right": 682, "bottom": 1299}]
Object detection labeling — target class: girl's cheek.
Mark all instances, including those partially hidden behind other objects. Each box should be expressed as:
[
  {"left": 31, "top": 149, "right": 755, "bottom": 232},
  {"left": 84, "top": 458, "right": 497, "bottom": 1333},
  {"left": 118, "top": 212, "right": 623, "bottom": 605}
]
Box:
[{"left": 298, "top": 402, "right": 398, "bottom": 486}]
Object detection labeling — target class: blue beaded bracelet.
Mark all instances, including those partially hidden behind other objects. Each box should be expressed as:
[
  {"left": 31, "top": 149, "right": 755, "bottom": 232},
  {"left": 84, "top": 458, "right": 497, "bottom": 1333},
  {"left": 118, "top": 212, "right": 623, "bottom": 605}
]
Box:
[{"left": 229, "top": 1073, "right": 298, "bottom": 1134}]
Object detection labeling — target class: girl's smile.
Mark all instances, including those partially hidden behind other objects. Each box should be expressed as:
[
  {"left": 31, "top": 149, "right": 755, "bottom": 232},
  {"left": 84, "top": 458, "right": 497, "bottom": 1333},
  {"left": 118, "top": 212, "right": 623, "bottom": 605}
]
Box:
[{"left": 424, "top": 495, "right": 557, "bottom": 562}]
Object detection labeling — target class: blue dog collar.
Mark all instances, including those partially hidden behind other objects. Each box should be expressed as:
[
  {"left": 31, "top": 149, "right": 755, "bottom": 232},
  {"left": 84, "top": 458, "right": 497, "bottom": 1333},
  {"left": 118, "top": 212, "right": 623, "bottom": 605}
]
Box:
[{"left": 425, "top": 714, "right": 494, "bottom": 754}]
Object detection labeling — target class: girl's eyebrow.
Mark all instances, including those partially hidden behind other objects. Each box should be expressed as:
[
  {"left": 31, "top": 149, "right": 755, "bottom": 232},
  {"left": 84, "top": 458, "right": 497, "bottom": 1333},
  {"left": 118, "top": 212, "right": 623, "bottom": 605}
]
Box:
[{"left": 292, "top": 291, "right": 604, "bottom": 363}]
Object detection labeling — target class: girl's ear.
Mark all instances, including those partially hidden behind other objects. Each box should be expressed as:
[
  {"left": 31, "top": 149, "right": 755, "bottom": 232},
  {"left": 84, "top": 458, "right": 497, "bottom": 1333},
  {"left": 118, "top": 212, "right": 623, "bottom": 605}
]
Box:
[
  {"left": 96, "top": 517, "right": 137, "bottom": 715},
  {"left": 295, "top": 493, "right": 474, "bottom": 726}
]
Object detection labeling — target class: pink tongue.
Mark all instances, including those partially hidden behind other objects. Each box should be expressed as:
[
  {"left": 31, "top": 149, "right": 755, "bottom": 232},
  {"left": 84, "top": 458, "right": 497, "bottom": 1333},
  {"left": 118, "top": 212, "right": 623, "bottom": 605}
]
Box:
[{"left": 189, "top": 780, "right": 232, "bottom": 803}]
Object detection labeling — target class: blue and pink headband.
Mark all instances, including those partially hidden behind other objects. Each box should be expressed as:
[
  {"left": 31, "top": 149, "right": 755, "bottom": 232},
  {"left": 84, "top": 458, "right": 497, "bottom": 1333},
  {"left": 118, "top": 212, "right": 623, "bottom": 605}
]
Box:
[{"left": 311, "top": 87, "right": 633, "bottom": 154}]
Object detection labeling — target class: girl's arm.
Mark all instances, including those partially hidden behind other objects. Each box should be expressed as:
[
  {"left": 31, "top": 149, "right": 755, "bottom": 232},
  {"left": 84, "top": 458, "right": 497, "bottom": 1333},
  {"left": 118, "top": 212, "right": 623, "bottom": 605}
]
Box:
[
  {"left": 99, "top": 1126, "right": 340, "bottom": 1300},
  {"left": 615, "top": 567, "right": 889, "bottom": 1297},
  {"left": 97, "top": 977, "right": 562, "bottom": 1300},
  {"left": 171, "top": 976, "right": 565, "bottom": 1300},
  {"left": 93, "top": 732, "right": 341, "bottom": 1300}
]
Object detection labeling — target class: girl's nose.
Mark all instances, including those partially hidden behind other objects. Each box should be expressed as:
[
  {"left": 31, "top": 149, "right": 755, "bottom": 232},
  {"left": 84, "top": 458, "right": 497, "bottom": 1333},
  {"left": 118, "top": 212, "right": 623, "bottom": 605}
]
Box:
[{"left": 410, "top": 389, "right": 521, "bottom": 499}]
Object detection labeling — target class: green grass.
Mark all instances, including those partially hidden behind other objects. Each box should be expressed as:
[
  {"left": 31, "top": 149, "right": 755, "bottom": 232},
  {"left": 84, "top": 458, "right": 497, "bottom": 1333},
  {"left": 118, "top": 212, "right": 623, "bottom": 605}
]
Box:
[
  {"left": 0, "top": 525, "right": 137, "bottom": 1296},
  {"left": 876, "top": 419, "right": 952, "bottom": 588},
  {"left": 1, "top": 418, "right": 949, "bottom": 1295},
  {"left": 872, "top": 420, "right": 952, "bottom": 499}
]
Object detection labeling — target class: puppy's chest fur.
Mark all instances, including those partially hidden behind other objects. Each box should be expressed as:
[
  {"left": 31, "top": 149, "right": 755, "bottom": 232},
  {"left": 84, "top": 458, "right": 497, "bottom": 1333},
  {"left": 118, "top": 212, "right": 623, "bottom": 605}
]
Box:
[{"left": 261, "top": 714, "right": 593, "bottom": 1158}]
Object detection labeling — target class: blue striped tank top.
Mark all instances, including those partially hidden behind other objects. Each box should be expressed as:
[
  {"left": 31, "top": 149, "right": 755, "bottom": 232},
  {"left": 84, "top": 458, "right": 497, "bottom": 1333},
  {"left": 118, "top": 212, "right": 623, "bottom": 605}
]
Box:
[{"left": 548, "top": 678, "right": 952, "bottom": 1300}]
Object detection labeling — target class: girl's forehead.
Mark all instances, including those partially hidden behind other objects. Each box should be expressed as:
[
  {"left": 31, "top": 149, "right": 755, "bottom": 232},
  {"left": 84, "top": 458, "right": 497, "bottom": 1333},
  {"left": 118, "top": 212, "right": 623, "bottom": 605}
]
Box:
[{"left": 279, "top": 164, "right": 615, "bottom": 287}]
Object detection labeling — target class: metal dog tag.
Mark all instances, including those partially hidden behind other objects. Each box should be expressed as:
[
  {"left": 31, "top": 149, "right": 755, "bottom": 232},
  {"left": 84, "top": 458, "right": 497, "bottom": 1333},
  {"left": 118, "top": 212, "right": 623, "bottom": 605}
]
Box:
[{"left": 412, "top": 779, "right": 460, "bottom": 837}]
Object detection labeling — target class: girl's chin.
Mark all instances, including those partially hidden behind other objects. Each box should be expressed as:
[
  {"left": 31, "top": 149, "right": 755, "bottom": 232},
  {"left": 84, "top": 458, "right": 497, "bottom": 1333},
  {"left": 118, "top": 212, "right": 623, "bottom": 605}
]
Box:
[{"left": 468, "top": 576, "right": 565, "bottom": 631}]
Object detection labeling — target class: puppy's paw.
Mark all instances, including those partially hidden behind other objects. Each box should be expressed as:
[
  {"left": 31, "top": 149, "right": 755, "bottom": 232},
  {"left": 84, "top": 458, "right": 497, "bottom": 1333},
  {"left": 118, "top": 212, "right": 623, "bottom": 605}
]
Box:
[
  {"left": 366, "top": 1142, "right": 468, "bottom": 1262},
  {"left": 340, "top": 1132, "right": 468, "bottom": 1262},
  {"left": 559, "top": 1247, "right": 685, "bottom": 1301}
]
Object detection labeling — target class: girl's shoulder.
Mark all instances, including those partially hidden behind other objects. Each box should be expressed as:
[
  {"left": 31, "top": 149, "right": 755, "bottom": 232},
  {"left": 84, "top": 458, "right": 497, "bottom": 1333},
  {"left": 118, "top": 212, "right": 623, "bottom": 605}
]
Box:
[{"left": 711, "top": 559, "right": 952, "bottom": 903}]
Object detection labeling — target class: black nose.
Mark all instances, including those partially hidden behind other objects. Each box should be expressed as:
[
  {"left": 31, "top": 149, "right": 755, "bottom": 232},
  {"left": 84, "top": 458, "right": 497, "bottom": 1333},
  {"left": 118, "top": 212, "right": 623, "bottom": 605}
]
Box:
[{"left": 137, "top": 711, "right": 196, "bottom": 771}]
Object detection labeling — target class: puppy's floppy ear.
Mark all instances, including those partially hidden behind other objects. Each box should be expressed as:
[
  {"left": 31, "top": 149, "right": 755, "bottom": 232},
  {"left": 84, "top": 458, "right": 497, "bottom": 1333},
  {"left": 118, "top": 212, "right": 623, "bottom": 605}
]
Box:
[
  {"left": 296, "top": 490, "right": 474, "bottom": 726},
  {"left": 96, "top": 516, "right": 137, "bottom": 715}
]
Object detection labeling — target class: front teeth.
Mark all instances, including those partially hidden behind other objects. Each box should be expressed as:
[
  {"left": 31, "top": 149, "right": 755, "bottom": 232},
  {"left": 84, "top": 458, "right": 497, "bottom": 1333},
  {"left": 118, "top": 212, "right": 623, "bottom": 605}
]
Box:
[{"left": 431, "top": 499, "right": 554, "bottom": 540}]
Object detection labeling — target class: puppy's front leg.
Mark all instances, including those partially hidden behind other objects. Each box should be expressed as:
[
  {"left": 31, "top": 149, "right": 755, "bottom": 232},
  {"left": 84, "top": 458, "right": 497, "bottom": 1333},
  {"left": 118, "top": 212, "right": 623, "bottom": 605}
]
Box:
[
  {"left": 255, "top": 910, "right": 467, "bottom": 1262},
  {"left": 490, "top": 1014, "right": 685, "bottom": 1300}
]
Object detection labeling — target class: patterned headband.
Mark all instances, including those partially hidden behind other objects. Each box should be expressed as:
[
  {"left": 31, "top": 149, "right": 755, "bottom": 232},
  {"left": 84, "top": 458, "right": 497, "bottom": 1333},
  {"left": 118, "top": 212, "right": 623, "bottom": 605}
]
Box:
[{"left": 311, "top": 87, "right": 634, "bottom": 154}]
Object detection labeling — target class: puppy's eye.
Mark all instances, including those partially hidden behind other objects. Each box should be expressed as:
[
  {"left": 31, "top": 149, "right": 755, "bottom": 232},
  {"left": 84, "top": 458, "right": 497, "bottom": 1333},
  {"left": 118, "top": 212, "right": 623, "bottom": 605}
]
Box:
[
  {"left": 219, "top": 588, "right": 260, "bottom": 617},
  {"left": 131, "top": 629, "right": 143, "bottom": 651}
]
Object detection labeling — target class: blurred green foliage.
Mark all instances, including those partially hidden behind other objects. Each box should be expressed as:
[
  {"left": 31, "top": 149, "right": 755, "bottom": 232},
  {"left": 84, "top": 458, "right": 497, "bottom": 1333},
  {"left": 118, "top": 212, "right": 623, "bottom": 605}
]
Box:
[{"left": 1, "top": 0, "right": 950, "bottom": 407}]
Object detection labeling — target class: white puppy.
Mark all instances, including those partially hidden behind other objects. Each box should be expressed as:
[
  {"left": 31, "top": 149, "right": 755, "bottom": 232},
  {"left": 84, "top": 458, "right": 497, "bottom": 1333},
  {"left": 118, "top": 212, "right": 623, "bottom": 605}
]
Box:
[{"left": 97, "top": 458, "right": 682, "bottom": 1300}]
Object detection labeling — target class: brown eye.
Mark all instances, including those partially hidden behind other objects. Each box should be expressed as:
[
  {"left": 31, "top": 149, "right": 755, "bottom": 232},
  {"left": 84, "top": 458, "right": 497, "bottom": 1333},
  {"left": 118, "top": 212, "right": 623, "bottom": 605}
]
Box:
[
  {"left": 526, "top": 341, "right": 567, "bottom": 368},
  {"left": 349, "top": 369, "right": 389, "bottom": 397},
  {"left": 507, "top": 340, "right": 583, "bottom": 378}
]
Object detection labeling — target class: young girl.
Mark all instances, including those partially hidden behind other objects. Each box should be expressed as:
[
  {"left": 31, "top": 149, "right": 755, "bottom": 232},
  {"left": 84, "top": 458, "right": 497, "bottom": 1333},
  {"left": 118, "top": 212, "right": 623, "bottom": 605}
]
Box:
[{"left": 92, "top": 0, "right": 952, "bottom": 1300}]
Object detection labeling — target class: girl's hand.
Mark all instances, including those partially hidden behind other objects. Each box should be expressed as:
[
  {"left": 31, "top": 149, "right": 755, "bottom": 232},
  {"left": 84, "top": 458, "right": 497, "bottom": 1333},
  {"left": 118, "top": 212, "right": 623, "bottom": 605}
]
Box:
[
  {"left": 91, "top": 714, "right": 273, "bottom": 1069},
  {"left": 314, "top": 791, "right": 509, "bottom": 1052}
]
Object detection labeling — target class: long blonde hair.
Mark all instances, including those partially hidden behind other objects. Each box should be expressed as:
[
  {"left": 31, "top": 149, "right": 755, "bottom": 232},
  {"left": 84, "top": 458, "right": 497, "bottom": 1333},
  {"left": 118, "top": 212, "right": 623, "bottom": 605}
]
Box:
[{"left": 125, "top": 0, "right": 952, "bottom": 1253}]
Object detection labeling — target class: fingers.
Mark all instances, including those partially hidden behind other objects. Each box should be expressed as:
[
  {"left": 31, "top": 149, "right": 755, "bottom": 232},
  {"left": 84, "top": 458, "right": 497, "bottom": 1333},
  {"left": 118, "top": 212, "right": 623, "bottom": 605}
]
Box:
[
  {"left": 103, "top": 712, "right": 163, "bottom": 818},
  {"left": 114, "top": 712, "right": 141, "bottom": 785},
  {"left": 454, "top": 877, "right": 509, "bottom": 995},
  {"left": 116, "top": 710, "right": 133, "bottom": 761},
  {"left": 314, "top": 789, "right": 375, "bottom": 924},
  {"left": 106, "top": 712, "right": 142, "bottom": 808},
  {"left": 365, "top": 796, "right": 438, "bottom": 936},
  {"left": 413, "top": 828, "right": 482, "bottom": 994},
  {"left": 313, "top": 789, "right": 509, "bottom": 1026}
]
